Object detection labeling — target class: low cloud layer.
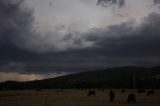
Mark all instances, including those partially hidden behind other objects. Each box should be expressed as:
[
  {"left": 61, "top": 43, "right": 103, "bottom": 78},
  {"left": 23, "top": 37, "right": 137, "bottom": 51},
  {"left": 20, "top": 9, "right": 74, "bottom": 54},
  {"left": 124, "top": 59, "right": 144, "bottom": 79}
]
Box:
[{"left": 0, "top": 72, "right": 68, "bottom": 82}]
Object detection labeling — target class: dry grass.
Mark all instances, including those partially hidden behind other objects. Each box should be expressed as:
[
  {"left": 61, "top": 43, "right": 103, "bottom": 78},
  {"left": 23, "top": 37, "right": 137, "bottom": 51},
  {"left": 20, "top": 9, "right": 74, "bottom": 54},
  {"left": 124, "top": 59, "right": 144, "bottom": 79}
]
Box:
[{"left": 0, "top": 89, "right": 160, "bottom": 106}]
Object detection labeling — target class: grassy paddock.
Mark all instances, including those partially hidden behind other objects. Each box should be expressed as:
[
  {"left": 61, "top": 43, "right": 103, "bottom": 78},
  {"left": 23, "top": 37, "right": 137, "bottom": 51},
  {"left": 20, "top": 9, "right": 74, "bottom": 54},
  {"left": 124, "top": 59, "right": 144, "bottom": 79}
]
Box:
[{"left": 0, "top": 89, "right": 160, "bottom": 106}]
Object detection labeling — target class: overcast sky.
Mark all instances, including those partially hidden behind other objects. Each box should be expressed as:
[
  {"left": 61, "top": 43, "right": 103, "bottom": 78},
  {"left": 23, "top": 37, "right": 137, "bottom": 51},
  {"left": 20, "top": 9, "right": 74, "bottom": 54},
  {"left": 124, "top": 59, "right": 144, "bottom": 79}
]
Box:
[{"left": 0, "top": 0, "right": 160, "bottom": 81}]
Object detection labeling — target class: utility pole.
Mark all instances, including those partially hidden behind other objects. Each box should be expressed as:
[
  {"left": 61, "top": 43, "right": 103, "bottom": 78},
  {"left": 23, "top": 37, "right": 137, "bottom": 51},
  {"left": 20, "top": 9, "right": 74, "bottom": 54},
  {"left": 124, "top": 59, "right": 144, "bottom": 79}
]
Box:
[{"left": 133, "top": 74, "right": 136, "bottom": 90}]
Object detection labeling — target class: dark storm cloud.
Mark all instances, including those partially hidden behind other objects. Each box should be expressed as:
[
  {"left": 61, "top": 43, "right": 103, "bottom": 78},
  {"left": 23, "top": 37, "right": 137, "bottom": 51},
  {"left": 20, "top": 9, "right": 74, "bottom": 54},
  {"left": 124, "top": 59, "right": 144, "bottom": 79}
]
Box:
[
  {"left": 0, "top": 0, "right": 39, "bottom": 73},
  {"left": 83, "top": 12, "right": 160, "bottom": 64},
  {"left": 0, "top": 0, "right": 34, "bottom": 46},
  {"left": 1, "top": 11, "right": 160, "bottom": 74},
  {"left": 0, "top": 0, "right": 160, "bottom": 76}
]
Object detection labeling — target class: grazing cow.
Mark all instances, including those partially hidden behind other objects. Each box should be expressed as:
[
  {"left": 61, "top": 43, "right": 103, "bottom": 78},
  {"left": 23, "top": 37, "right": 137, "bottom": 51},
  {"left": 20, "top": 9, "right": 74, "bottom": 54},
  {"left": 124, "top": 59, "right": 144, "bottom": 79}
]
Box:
[
  {"left": 127, "top": 94, "right": 136, "bottom": 104},
  {"left": 121, "top": 89, "right": 126, "bottom": 93},
  {"left": 56, "top": 89, "right": 63, "bottom": 92},
  {"left": 87, "top": 90, "right": 96, "bottom": 96},
  {"left": 147, "top": 90, "right": 155, "bottom": 96},
  {"left": 109, "top": 90, "right": 115, "bottom": 102},
  {"left": 137, "top": 89, "right": 146, "bottom": 93},
  {"left": 98, "top": 88, "right": 105, "bottom": 91},
  {"left": 35, "top": 89, "right": 42, "bottom": 92}
]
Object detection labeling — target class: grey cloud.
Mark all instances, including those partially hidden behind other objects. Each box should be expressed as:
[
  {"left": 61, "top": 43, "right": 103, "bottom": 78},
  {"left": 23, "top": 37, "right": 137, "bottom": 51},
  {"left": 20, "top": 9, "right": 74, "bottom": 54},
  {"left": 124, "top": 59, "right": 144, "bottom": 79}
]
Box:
[
  {"left": 154, "top": 0, "right": 160, "bottom": 5},
  {"left": 97, "top": 0, "right": 125, "bottom": 8},
  {"left": 1, "top": 0, "right": 159, "bottom": 53}
]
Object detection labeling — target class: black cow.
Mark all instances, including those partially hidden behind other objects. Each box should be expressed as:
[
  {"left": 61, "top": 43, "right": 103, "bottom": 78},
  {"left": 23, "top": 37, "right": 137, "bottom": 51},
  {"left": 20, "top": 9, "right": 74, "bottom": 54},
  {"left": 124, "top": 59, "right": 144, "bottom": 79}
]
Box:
[
  {"left": 147, "top": 90, "right": 155, "bottom": 96},
  {"left": 137, "top": 89, "right": 146, "bottom": 93},
  {"left": 35, "top": 89, "right": 42, "bottom": 92},
  {"left": 127, "top": 94, "right": 136, "bottom": 104},
  {"left": 87, "top": 90, "right": 96, "bottom": 96},
  {"left": 121, "top": 89, "right": 126, "bottom": 93},
  {"left": 109, "top": 90, "right": 115, "bottom": 102},
  {"left": 98, "top": 88, "right": 105, "bottom": 91}
]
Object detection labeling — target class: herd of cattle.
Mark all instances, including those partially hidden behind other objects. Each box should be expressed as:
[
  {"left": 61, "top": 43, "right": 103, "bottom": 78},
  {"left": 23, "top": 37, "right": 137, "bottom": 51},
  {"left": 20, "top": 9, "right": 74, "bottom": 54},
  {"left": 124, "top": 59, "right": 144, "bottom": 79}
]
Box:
[
  {"left": 87, "top": 89, "right": 155, "bottom": 104},
  {"left": 35, "top": 88, "right": 156, "bottom": 104}
]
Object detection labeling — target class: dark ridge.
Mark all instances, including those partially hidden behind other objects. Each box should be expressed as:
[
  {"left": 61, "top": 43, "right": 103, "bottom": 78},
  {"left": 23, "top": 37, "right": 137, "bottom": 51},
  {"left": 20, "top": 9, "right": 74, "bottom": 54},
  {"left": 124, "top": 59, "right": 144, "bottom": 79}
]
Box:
[{"left": 0, "top": 66, "right": 160, "bottom": 90}]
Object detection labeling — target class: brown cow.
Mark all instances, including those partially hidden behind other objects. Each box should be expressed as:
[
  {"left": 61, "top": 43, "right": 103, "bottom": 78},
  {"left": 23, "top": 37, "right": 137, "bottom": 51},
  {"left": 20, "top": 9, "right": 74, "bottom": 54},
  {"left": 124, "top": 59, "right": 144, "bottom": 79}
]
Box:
[{"left": 87, "top": 90, "right": 96, "bottom": 96}]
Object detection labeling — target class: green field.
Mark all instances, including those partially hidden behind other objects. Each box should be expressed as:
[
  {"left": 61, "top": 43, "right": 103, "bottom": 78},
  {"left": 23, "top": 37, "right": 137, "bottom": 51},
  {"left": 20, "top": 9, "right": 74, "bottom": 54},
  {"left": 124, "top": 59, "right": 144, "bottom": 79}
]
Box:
[{"left": 0, "top": 89, "right": 160, "bottom": 106}]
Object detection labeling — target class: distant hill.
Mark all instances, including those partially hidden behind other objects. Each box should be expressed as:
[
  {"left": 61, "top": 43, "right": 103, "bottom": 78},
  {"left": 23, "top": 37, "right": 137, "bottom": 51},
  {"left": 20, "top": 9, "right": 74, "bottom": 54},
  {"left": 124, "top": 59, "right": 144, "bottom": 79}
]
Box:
[{"left": 0, "top": 66, "right": 160, "bottom": 90}]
